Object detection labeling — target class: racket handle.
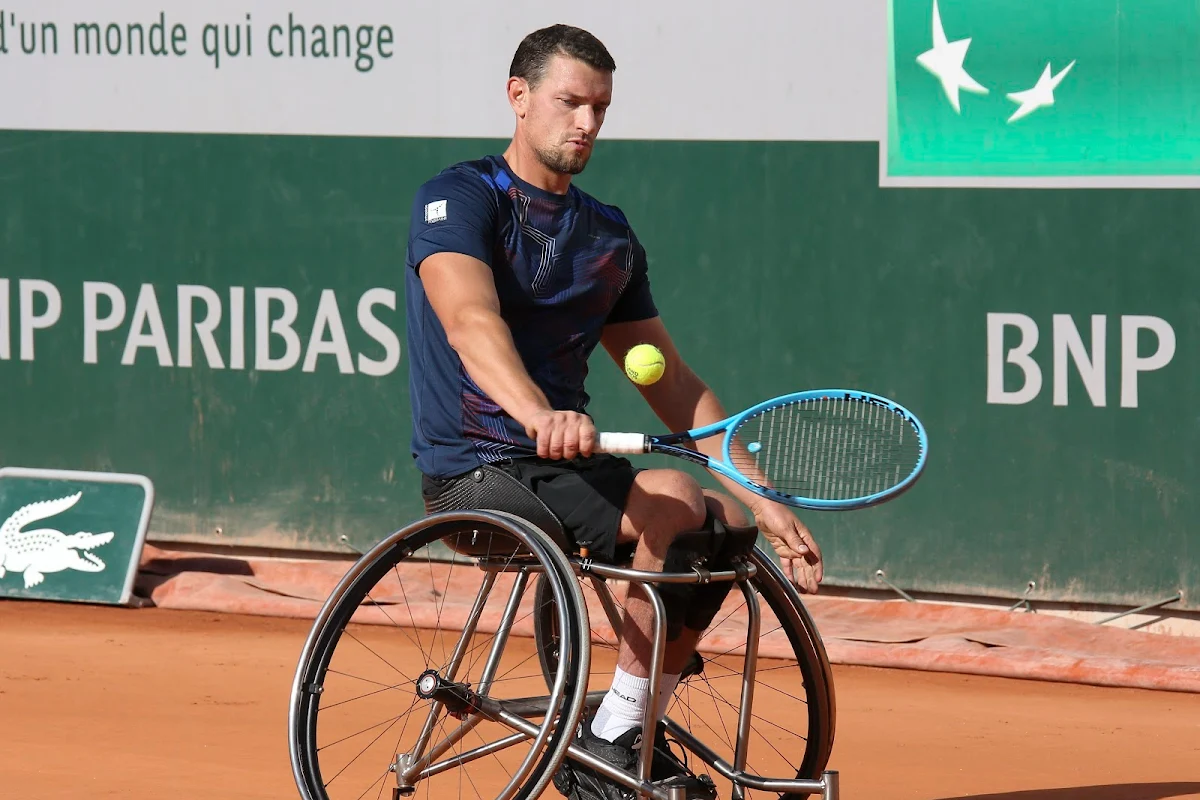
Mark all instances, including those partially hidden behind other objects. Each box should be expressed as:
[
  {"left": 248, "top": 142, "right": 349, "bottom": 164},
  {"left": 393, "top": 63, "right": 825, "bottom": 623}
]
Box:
[{"left": 597, "top": 432, "right": 649, "bottom": 454}]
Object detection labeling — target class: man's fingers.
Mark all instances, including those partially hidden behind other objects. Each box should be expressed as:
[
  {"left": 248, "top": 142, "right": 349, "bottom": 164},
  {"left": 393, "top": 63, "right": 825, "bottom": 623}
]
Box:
[
  {"left": 784, "top": 518, "right": 820, "bottom": 559},
  {"left": 803, "top": 543, "right": 823, "bottom": 583},
  {"left": 756, "top": 507, "right": 823, "bottom": 593},
  {"left": 782, "top": 556, "right": 819, "bottom": 594},
  {"left": 530, "top": 412, "right": 552, "bottom": 455},
  {"left": 529, "top": 411, "right": 598, "bottom": 460},
  {"left": 785, "top": 529, "right": 810, "bottom": 556},
  {"left": 798, "top": 527, "right": 822, "bottom": 561},
  {"left": 578, "top": 419, "right": 597, "bottom": 458},
  {"left": 559, "top": 413, "right": 594, "bottom": 460},
  {"left": 772, "top": 541, "right": 808, "bottom": 562},
  {"left": 793, "top": 529, "right": 823, "bottom": 586},
  {"left": 798, "top": 560, "right": 819, "bottom": 594},
  {"left": 562, "top": 423, "right": 580, "bottom": 460},
  {"left": 764, "top": 528, "right": 807, "bottom": 561},
  {"left": 548, "top": 423, "right": 565, "bottom": 460}
]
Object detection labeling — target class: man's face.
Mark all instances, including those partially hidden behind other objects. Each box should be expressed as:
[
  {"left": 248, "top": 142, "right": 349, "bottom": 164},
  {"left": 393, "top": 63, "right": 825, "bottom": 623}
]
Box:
[{"left": 517, "top": 54, "right": 612, "bottom": 176}]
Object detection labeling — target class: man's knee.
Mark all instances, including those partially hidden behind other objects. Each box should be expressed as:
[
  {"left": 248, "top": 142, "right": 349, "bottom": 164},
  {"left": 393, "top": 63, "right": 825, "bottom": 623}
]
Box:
[
  {"left": 622, "top": 469, "right": 707, "bottom": 544},
  {"left": 703, "top": 490, "right": 750, "bottom": 528}
]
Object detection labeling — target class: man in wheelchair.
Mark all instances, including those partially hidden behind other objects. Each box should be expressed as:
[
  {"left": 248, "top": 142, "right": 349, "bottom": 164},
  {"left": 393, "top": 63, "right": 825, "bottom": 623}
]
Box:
[{"left": 404, "top": 23, "right": 824, "bottom": 800}]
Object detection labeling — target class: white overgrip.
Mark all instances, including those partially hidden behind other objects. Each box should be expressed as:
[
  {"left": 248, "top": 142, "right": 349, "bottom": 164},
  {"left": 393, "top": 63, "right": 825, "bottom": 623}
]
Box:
[{"left": 597, "top": 432, "right": 648, "bottom": 454}]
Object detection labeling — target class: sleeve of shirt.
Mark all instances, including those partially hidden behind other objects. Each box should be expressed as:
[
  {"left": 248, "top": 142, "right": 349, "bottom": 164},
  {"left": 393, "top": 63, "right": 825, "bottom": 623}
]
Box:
[
  {"left": 606, "top": 230, "right": 659, "bottom": 324},
  {"left": 406, "top": 169, "right": 497, "bottom": 274}
]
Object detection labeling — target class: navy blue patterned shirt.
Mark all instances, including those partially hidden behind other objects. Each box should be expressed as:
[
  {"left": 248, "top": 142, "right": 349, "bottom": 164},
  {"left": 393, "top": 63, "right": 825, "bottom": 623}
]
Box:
[{"left": 405, "top": 155, "right": 658, "bottom": 479}]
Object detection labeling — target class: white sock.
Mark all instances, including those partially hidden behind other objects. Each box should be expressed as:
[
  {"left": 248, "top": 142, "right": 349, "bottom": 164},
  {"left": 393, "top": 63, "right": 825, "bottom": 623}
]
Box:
[
  {"left": 656, "top": 673, "right": 681, "bottom": 718},
  {"left": 591, "top": 667, "right": 650, "bottom": 742}
]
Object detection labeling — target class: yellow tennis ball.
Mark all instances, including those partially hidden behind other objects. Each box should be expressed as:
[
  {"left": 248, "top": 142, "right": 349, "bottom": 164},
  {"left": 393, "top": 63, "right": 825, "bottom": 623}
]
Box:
[{"left": 624, "top": 344, "right": 665, "bottom": 386}]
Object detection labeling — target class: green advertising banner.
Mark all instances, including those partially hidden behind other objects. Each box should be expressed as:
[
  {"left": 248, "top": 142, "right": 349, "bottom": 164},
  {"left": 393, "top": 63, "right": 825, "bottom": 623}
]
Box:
[
  {"left": 0, "top": 1, "right": 1194, "bottom": 612},
  {"left": 0, "top": 131, "right": 1194, "bottom": 612},
  {"left": 0, "top": 468, "right": 153, "bottom": 605},
  {"left": 887, "top": 0, "right": 1200, "bottom": 183}
]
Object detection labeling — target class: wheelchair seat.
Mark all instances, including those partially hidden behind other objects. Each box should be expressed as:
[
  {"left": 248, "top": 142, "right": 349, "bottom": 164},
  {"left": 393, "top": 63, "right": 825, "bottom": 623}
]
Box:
[{"left": 422, "top": 464, "right": 572, "bottom": 557}]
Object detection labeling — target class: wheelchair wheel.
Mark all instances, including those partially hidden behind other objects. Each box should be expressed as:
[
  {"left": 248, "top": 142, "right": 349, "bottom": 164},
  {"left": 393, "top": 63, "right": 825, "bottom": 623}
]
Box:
[
  {"left": 290, "top": 511, "right": 590, "bottom": 800},
  {"left": 533, "top": 546, "right": 836, "bottom": 800}
]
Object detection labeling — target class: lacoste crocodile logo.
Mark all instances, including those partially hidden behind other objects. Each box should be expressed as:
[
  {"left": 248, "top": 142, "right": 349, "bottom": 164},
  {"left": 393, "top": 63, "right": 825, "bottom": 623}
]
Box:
[{"left": 0, "top": 492, "right": 113, "bottom": 588}]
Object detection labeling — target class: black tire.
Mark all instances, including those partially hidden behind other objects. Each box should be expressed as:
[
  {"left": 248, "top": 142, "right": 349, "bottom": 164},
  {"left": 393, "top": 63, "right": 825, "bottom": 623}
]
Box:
[
  {"left": 533, "top": 546, "right": 836, "bottom": 797},
  {"left": 290, "top": 511, "right": 591, "bottom": 800}
]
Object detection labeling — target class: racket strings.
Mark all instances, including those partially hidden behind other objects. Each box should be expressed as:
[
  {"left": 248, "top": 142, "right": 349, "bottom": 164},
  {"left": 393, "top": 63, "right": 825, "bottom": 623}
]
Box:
[{"left": 731, "top": 398, "right": 922, "bottom": 501}]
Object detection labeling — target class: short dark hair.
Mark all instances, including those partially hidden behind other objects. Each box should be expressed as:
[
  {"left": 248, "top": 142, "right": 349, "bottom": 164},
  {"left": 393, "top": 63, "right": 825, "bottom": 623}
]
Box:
[{"left": 509, "top": 24, "right": 616, "bottom": 88}]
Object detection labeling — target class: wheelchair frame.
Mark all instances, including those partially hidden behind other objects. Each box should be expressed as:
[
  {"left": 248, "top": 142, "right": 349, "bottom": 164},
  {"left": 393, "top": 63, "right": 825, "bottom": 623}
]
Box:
[{"left": 290, "top": 510, "right": 840, "bottom": 800}]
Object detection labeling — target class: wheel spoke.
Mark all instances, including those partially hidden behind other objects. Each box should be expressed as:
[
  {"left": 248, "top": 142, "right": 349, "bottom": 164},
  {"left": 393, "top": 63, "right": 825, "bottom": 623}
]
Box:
[
  {"left": 292, "top": 524, "right": 833, "bottom": 800},
  {"left": 293, "top": 520, "right": 589, "bottom": 800}
]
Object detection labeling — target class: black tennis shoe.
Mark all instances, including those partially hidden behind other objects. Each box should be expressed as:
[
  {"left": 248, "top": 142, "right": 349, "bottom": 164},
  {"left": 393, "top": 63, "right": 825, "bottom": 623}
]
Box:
[{"left": 552, "top": 711, "right": 717, "bottom": 800}]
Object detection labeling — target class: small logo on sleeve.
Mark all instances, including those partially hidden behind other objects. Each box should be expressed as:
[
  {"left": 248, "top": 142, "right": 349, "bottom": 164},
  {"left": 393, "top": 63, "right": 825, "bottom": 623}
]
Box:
[{"left": 424, "top": 200, "right": 448, "bottom": 223}]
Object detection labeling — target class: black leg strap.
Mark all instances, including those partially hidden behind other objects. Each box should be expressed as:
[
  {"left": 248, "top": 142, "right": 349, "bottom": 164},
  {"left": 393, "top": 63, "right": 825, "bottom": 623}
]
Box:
[{"left": 655, "top": 513, "right": 759, "bottom": 640}]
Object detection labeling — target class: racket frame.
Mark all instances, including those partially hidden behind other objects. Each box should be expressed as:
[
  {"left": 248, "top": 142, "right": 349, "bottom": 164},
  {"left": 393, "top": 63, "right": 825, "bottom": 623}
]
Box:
[{"left": 643, "top": 389, "right": 929, "bottom": 511}]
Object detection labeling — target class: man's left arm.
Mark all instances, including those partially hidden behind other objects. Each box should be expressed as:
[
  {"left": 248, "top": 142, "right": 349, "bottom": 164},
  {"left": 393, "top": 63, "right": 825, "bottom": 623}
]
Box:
[{"left": 599, "top": 316, "right": 824, "bottom": 593}]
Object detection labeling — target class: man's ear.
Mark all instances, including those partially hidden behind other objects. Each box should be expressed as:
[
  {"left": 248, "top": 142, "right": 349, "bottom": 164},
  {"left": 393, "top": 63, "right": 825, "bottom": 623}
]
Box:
[{"left": 507, "top": 76, "right": 530, "bottom": 119}]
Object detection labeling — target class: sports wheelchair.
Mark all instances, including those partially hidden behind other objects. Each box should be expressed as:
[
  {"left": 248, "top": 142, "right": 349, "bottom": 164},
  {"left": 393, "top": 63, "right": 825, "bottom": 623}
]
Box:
[{"left": 289, "top": 473, "right": 839, "bottom": 800}]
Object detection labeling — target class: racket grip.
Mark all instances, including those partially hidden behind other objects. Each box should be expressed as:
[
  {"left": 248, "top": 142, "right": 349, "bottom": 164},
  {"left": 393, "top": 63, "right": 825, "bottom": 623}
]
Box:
[{"left": 597, "top": 432, "right": 649, "bottom": 454}]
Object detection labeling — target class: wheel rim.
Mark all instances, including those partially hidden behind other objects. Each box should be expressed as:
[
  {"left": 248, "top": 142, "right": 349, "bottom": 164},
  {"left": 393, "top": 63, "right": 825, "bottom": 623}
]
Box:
[
  {"left": 290, "top": 512, "right": 590, "bottom": 800},
  {"left": 533, "top": 547, "right": 835, "bottom": 799}
]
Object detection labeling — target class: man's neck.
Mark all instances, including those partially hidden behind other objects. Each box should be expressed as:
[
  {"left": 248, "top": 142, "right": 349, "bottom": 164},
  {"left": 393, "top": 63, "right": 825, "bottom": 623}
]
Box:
[{"left": 502, "top": 141, "right": 572, "bottom": 195}]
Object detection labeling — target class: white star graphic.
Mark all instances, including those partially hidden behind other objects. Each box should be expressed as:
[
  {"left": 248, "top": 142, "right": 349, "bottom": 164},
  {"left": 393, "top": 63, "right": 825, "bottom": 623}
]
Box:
[
  {"left": 1006, "top": 61, "right": 1076, "bottom": 123},
  {"left": 915, "top": 0, "right": 989, "bottom": 113}
]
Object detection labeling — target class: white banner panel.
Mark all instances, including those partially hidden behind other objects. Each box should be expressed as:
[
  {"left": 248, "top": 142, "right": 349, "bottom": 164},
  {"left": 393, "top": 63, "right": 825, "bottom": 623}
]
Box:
[{"left": 0, "top": 0, "right": 885, "bottom": 140}]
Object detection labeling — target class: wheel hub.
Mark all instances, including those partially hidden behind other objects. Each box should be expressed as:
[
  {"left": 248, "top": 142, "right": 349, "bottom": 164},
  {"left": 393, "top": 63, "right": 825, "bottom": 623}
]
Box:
[{"left": 414, "top": 669, "right": 482, "bottom": 719}]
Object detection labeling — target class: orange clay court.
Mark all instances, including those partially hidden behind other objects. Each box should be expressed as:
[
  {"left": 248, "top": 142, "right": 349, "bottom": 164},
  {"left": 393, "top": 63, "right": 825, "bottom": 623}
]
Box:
[{"left": 2, "top": 600, "right": 1198, "bottom": 800}]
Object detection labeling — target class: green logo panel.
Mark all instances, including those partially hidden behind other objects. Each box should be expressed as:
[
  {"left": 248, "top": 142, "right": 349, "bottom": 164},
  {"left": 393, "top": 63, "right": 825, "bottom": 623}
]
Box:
[
  {"left": 0, "top": 469, "right": 153, "bottom": 605},
  {"left": 887, "top": 0, "right": 1200, "bottom": 182}
]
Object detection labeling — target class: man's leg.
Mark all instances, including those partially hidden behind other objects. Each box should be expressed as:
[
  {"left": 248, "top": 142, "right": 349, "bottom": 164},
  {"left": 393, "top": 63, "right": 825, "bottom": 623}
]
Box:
[
  {"left": 592, "top": 473, "right": 750, "bottom": 741},
  {"left": 587, "top": 469, "right": 702, "bottom": 741},
  {"left": 657, "top": 490, "right": 750, "bottom": 710}
]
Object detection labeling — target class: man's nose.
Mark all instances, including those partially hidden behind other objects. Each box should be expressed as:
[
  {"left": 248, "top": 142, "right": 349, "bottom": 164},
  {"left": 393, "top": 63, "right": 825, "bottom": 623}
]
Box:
[{"left": 576, "top": 107, "right": 600, "bottom": 135}]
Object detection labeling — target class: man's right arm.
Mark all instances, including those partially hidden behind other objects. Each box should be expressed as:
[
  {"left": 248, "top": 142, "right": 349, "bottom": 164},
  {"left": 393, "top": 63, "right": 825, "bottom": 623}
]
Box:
[{"left": 419, "top": 252, "right": 596, "bottom": 460}]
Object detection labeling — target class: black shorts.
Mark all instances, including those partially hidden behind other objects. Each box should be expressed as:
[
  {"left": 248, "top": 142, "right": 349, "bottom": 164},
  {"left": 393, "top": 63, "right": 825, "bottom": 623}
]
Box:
[{"left": 420, "top": 454, "right": 641, "bottom": 563}]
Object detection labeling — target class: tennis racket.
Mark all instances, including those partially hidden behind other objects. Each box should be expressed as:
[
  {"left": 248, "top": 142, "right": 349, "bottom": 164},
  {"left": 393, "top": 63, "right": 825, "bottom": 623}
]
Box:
[{"left": 597, "top": 389, "right": 928, "bottom": 510}]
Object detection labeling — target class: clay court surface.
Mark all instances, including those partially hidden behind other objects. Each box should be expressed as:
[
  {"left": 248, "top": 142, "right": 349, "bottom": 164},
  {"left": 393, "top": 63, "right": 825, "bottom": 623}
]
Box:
[{"left": 2, "top": 601, "right": 1198, "bottom": 800}]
